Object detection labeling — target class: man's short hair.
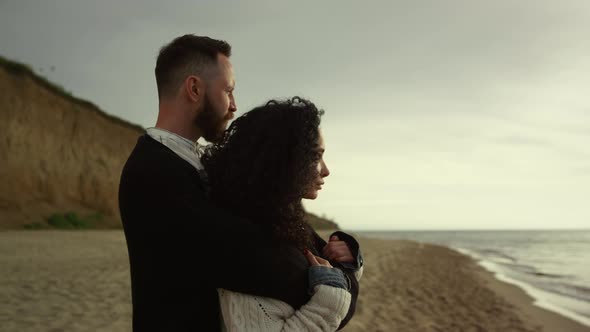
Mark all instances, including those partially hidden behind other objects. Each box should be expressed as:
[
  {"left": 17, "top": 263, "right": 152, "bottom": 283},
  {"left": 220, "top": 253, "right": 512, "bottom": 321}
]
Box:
[{"left": 155, "top": 34, "right": 231, "bottom": 99}]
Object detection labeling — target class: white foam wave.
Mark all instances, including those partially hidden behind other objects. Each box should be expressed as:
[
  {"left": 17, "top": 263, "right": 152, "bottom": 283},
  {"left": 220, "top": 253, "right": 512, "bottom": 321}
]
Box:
[{"left": 463, "top": 250, "right": 590, "bottom": 327}]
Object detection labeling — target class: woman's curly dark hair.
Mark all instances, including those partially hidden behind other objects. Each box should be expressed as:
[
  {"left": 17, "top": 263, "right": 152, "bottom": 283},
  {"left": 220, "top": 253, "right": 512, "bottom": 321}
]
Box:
[{"left": 202, "top": 97, "right": 324, "bottom": 250}]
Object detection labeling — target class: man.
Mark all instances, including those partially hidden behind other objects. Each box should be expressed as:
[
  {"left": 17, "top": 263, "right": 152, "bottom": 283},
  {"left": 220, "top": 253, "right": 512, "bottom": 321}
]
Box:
[{"left": 119, "top": 34, "right": 363, "bottom": 331}]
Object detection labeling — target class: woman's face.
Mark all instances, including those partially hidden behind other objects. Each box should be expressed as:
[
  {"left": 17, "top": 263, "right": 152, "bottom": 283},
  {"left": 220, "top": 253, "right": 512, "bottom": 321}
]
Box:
[{"left": 302, "top": 131, "right": 330, "bottom": 200}]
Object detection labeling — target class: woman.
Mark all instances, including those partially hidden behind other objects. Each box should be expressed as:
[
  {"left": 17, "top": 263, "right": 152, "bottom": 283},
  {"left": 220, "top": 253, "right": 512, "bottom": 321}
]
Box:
[{"left": 202, "top": 97, "right": 355, "bottom": 331}]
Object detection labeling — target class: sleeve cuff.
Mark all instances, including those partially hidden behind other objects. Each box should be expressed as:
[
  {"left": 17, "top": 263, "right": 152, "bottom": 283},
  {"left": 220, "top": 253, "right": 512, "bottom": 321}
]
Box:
[{"left": 308, "top": 266, "right": 349, "bottom": 294}]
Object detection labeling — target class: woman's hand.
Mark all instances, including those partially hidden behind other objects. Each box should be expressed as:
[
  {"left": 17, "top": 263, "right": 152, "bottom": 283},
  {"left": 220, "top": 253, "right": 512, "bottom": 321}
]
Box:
[{"left": 304, "top": 249, "right": 333, "bottom": 268}]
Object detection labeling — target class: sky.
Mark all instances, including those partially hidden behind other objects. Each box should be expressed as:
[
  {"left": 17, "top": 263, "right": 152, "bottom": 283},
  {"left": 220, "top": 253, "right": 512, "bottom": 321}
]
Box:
[{"left": 1, "top": 0, "right": 589, "bottom": 230}]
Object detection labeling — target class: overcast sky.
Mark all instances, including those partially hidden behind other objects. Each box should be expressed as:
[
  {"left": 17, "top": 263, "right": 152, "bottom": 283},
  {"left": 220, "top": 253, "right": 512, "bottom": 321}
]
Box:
[{"left": 2, "top": 0, "right": 589, "bottom": 230}]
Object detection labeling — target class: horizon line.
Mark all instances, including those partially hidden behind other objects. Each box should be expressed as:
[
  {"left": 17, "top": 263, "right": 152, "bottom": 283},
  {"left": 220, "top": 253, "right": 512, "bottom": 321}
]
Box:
[{"left": 344, "top": 228, "right": 590, "bottom": 232}]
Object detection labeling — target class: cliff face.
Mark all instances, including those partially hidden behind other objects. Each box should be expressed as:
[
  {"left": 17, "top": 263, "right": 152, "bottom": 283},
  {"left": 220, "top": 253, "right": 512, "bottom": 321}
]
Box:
[
  {"left": 0, "top": 60, "right": 143, "bottom": 228},
  {"left": 0, "top": 57, "right": 339, "bottom": 230}
]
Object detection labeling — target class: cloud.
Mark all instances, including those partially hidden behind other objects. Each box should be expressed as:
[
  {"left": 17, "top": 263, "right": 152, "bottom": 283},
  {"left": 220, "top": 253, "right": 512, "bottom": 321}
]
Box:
[
  {"left": 572, "top": 166, "right": 590, "bottom": 176},
  {"left": 495, "top": 135, "right": 551, "bottom": 147}
]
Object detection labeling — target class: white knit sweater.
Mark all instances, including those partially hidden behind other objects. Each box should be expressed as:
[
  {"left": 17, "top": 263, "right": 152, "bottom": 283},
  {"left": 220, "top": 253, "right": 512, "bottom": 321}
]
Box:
[{"left": 218, "top": 285, "right": 351, "bottom": 332}]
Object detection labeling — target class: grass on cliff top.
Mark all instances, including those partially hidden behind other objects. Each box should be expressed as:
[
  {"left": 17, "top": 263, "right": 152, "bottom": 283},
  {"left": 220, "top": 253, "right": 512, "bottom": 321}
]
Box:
[
  {"left": 23, "top": 212, "right": 105, "bottom": 230},
  {"left": 0, "top": 54, "right": 145, "bottom": 133},
  {"left": 21, "top": 211, "right": 337, "bottom": 230},
  {"left": 0, "top": 55, "right": 74, "bottom": 99},
  {"left": 21, "top": 211, "right": 337, "bottom": 231},
  {"left": 305, "top": 212, "right": 339, "bottom": 230}
]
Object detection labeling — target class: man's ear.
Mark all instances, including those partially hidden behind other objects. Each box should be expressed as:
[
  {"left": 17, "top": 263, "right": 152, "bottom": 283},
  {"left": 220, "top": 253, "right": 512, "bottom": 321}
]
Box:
[{"left": 185, "top": 75, "right": 203, "bottom": 102}]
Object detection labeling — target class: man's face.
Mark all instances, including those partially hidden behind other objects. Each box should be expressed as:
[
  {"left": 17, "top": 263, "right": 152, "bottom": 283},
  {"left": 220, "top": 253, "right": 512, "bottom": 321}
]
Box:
[{"left": 196, "top": 54, "right": 237, "bottom": 142}]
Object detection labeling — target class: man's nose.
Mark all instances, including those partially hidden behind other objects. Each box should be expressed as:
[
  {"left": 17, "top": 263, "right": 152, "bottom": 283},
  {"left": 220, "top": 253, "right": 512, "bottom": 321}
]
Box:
[{"left": 229, "top": 97, "right": 237, "bottom": 112}]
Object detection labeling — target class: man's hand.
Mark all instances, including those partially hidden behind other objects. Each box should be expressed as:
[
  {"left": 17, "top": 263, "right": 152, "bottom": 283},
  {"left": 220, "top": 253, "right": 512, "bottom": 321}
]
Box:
[{"left": 322, "top": 235, "right": 355, "bottom": 263}]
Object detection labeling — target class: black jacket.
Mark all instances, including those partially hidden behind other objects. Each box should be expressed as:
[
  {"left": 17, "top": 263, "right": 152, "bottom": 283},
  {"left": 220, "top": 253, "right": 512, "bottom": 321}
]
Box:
[{"left": 119, "top": 135, "right": 358, "bottom": 331}]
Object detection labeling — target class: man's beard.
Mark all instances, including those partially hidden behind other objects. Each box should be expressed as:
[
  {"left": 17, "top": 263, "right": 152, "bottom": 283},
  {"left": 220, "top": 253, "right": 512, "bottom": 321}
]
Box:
[{"left": 195, "top": 94, "right": 227, "bottom": 143}]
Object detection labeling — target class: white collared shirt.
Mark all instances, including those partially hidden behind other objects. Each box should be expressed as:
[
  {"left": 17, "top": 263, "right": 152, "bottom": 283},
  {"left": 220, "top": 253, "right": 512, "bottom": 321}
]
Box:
[{"left": 146, "top": 127, "right": 206, "bottom": 172}]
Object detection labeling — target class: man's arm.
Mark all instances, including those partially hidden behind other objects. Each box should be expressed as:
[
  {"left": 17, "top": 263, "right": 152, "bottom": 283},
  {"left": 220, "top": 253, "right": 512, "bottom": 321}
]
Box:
[
  {"left": 127, "top": 158, "right": 311, "bottom": 308},
  {"left": 310, "top": 231, "right": 362, "bottom": 329},
  {"left": 324, "top": 231, "right": 364, "bottom": 280}
]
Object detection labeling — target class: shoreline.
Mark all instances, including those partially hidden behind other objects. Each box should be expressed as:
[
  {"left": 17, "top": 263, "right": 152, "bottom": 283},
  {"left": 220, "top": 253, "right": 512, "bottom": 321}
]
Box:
[
  {"left": 473, "top": 255, "right": 590, "bottom": 328},
  {"left": 335, "top": 231, "right": 590, "bottom": 332},
  {"left": 473, "top": 260, "right": 590, "bottom": 332}
]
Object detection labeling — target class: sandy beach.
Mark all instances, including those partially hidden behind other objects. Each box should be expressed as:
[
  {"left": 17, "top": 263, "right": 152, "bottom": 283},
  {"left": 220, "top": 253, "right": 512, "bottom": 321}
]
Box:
[{"left": 1, "top": 230, "right": 588, "bottom": 332}]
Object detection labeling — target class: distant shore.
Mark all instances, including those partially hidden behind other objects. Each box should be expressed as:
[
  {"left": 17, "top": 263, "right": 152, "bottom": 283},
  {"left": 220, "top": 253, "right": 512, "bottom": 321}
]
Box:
[{"left": 1, "top": 230, "right": 588, "bottom": 331}]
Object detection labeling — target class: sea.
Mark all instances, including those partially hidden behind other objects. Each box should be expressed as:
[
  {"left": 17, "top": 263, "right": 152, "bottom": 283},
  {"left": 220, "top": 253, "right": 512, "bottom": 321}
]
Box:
[{"left": 357, "top": 230, "right": 590, "bottom": 327}]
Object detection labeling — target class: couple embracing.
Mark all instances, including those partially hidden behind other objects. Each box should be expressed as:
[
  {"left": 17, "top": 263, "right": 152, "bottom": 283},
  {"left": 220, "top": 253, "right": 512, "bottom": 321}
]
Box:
[{"left": 119, "top": 34, "right": 363, "bottom": 331}]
